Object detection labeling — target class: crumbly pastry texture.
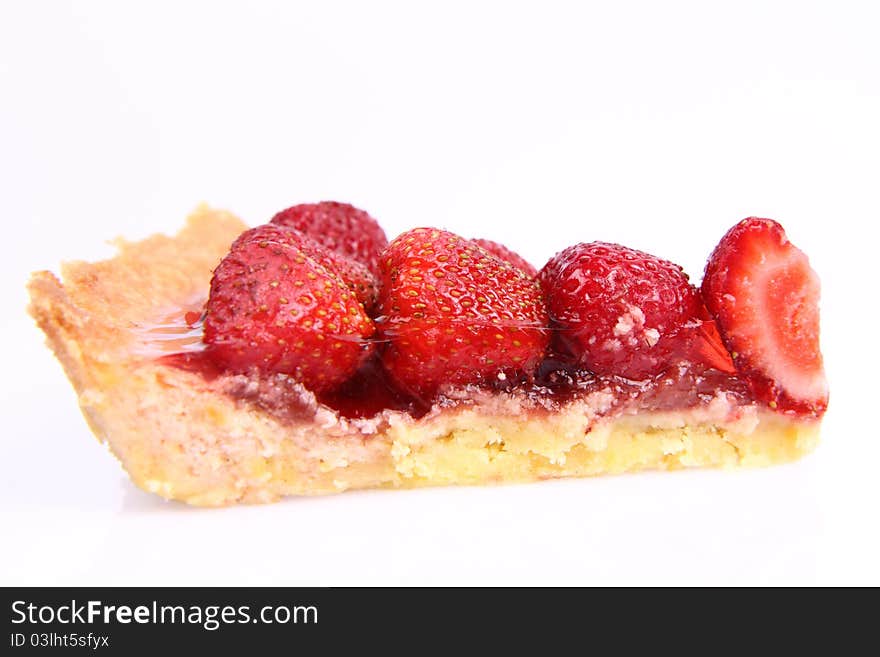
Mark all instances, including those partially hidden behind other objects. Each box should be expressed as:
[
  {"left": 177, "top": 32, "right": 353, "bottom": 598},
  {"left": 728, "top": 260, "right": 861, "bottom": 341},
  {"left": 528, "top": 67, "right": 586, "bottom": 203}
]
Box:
[{"left": 28, "top": 206, "right": 820, "bottom": 506}]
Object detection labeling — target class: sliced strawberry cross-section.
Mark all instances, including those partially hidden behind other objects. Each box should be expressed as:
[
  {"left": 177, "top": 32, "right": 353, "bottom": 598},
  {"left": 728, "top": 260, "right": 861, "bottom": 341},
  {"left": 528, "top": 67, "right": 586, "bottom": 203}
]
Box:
[{"left": 701, "top": 217, "right": 828, "bottom": 415}]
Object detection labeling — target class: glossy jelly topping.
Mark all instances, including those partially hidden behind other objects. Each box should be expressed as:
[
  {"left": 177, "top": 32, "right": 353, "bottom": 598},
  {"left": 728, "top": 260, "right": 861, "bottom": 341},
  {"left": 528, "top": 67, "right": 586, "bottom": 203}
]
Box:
[
  {"left": 139, "top": 302, "right": 752, "bottom": 423},
  {"left": 136, "top": 210, "right": 828, "bottom": 424}
]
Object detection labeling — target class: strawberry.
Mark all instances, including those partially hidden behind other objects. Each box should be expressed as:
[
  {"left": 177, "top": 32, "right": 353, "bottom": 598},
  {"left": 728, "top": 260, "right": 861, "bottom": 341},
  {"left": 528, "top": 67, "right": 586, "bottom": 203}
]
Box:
[
  {"left": 271, "top": 201, "right": 388, "bottom": 277},
  {"left": 232, "top": 224, "right": 378, "bottom": 311},
  {"left": 539, "top": 242, "right": 733, "bottom": 379},
  {"left": 203, "top": 225, "right": 375, "bottom": 392},
  {"left": 377, "top": 227, "right": 549, "bottom": 398},
  {"left": 701, "top": 217, "right": 827, "bottom": 414},
  {"left": 472, "top": 238, "right": 538, "bottom": 277},
  {"left": 320, "top": 249, "right": 379, "bottom": 311}
]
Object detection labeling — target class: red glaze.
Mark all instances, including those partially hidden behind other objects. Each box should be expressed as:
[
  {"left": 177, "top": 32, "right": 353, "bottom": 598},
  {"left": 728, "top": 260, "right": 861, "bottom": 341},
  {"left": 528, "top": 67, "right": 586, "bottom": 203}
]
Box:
[
  {"left": 158, "top": 351, "right": 224, "bottom": 381},
  {"left": 158, "top": 344, "right": 749, "bottom": 421},
  {"left": 147, "top": 210, "right": 825, "bottom": 423},
  {"left": 317, "top": 354, "right": 431, "bottom": 419}
]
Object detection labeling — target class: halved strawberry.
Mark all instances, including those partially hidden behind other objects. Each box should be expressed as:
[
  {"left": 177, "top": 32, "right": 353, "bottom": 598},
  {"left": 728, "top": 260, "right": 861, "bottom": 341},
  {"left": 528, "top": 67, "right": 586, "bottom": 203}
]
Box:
[{"left": 701, "top": 217, "right": 828, "bottom": 415}]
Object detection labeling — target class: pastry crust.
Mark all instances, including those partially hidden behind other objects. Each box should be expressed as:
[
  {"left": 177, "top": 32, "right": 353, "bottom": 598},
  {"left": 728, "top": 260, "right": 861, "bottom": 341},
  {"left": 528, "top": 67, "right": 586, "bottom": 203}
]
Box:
[{"left": 28, "top": 206, "right": 821, "bottom": 506}]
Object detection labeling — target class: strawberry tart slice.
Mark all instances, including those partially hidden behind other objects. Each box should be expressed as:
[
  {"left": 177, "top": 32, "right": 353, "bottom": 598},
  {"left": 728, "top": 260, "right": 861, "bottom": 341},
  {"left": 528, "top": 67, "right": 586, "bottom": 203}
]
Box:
[{"left": 28, "top": 203, "right": 827, "bottom": 505}]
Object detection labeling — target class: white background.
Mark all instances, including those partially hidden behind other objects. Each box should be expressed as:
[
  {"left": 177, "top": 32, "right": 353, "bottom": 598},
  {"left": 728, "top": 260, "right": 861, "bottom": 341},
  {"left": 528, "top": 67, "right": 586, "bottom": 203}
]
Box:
[{"left": 2, "top": 0, "right": 878, "bottom": 585}]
